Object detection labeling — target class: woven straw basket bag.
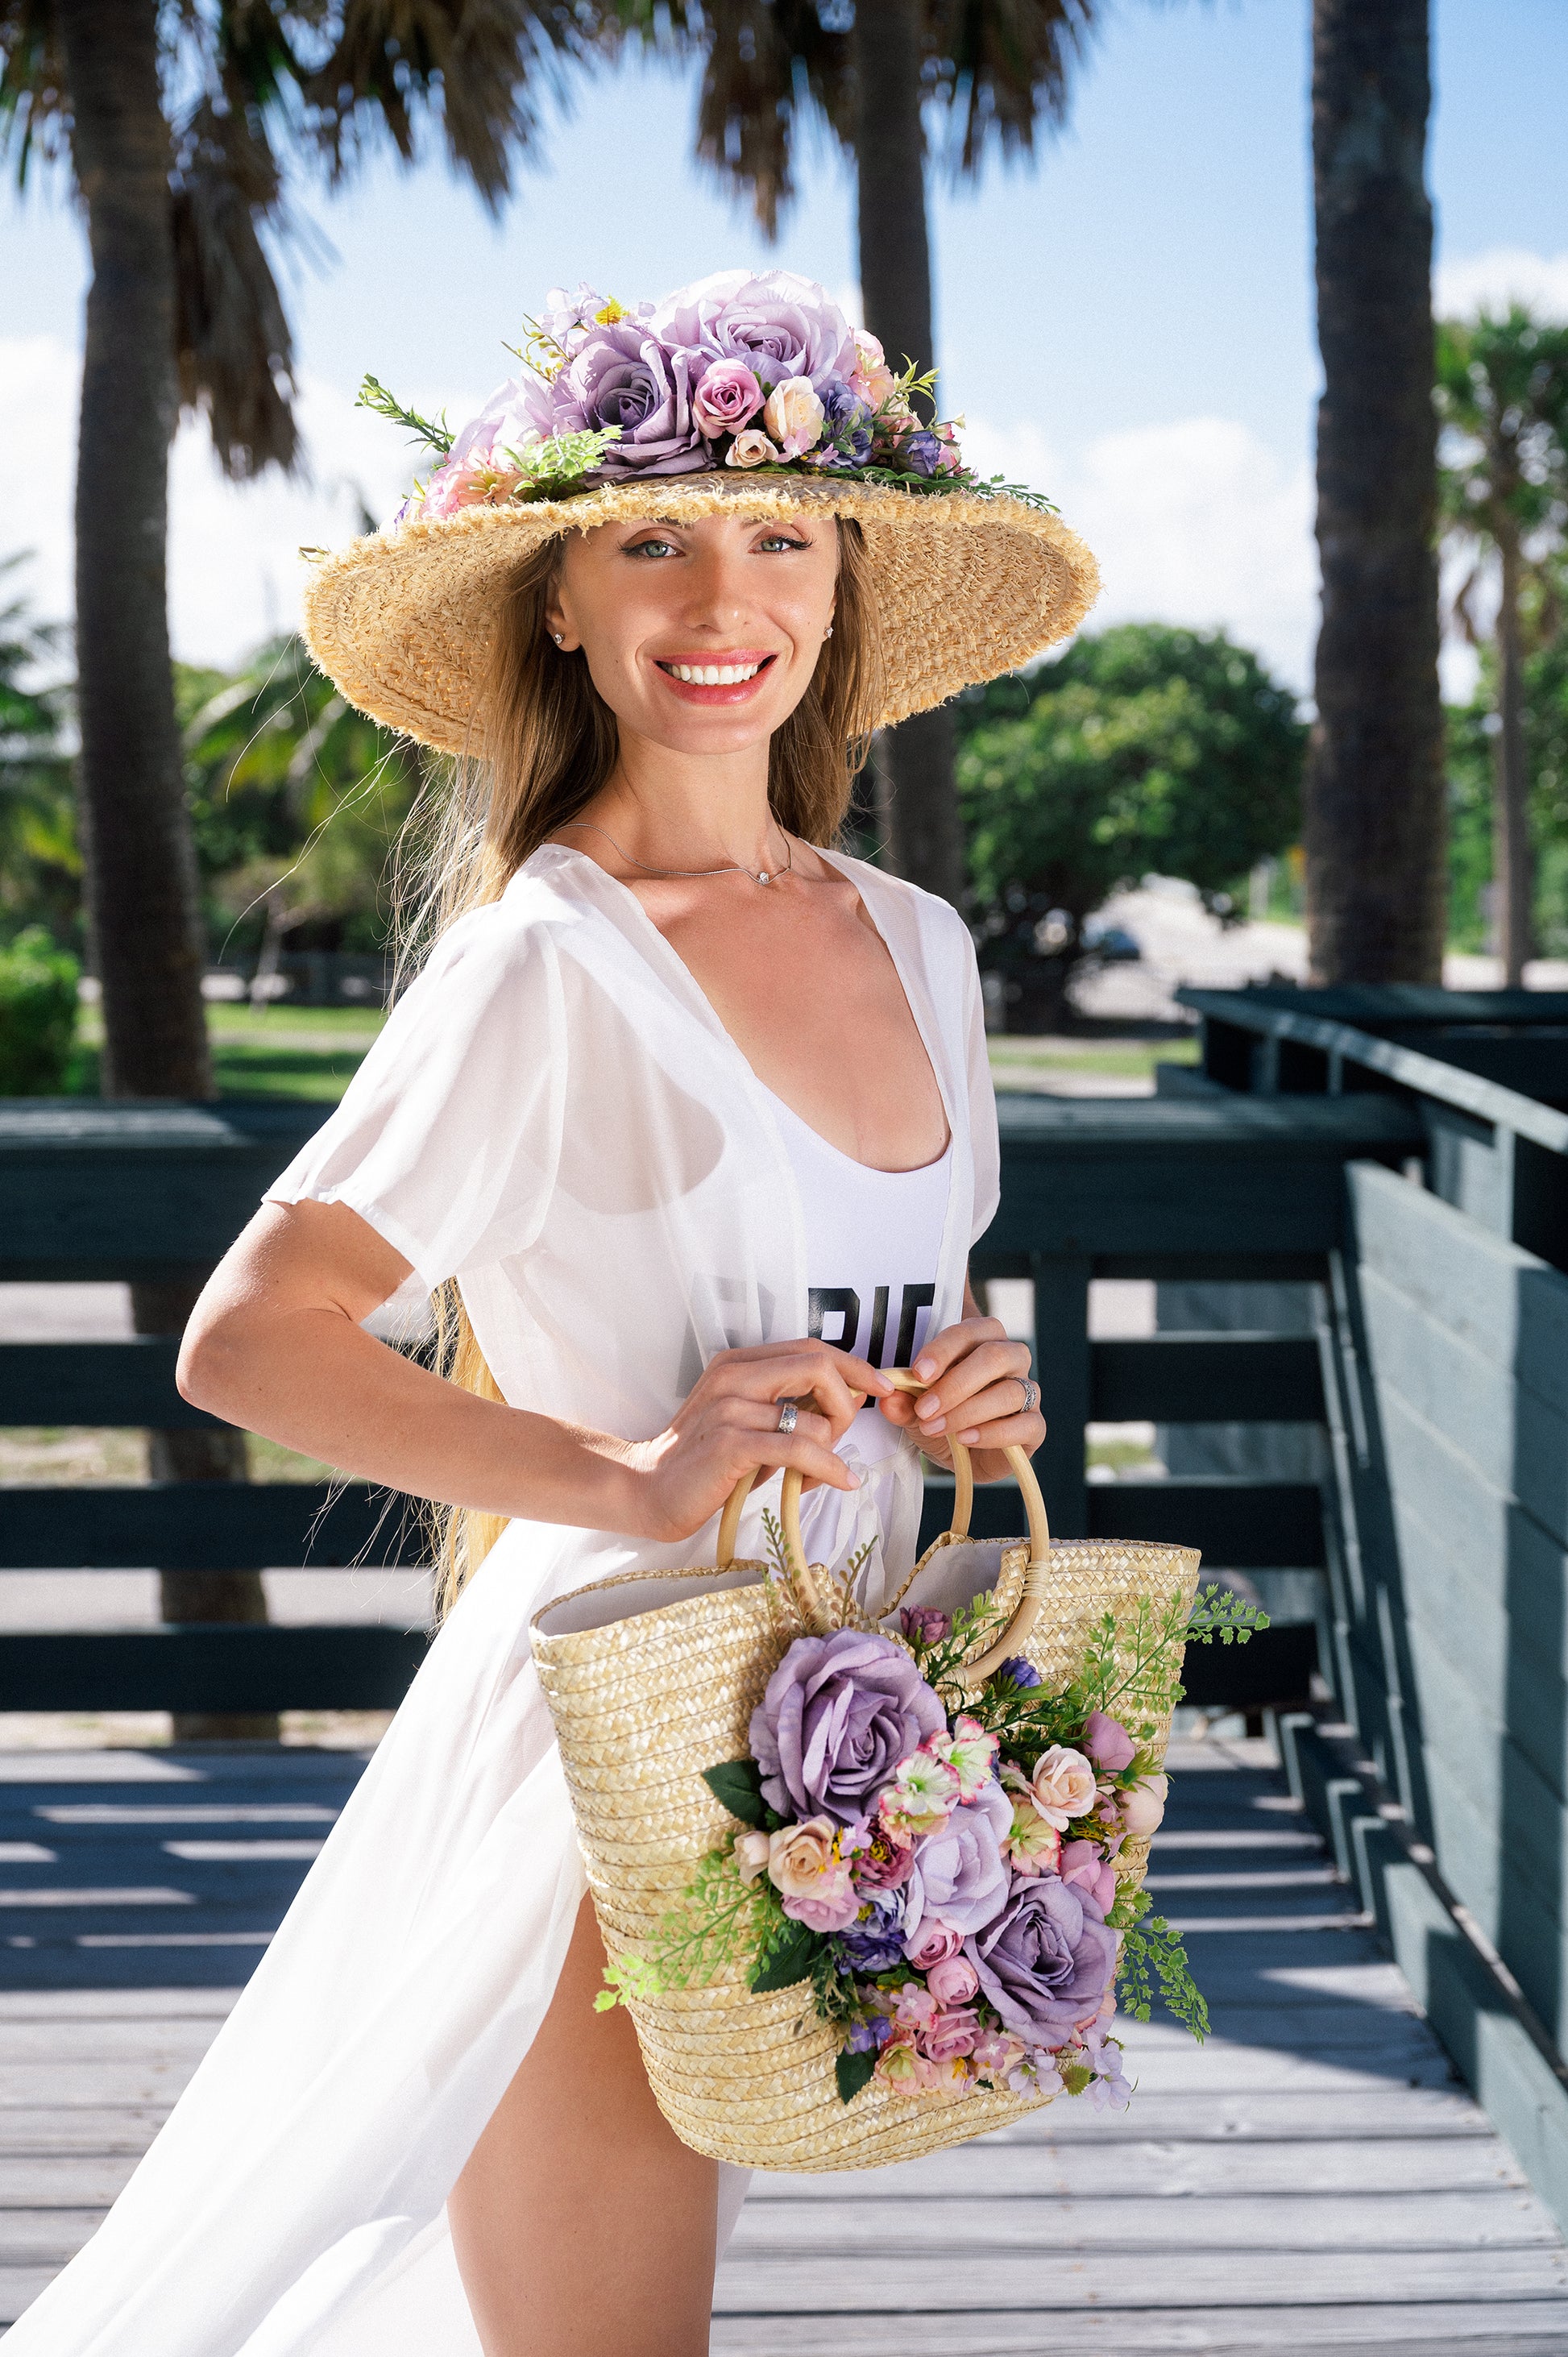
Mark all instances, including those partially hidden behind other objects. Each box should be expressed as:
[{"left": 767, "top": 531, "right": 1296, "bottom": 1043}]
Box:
[{"left": 532, "top": 1373, "right": 1200, "bottom": 2172}]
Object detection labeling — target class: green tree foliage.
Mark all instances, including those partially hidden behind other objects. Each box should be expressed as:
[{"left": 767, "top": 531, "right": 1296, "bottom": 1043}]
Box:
[
  {"left": 1437, "top": 307, "right": 1568, "bottom": 979},
  {"left": 1446, "top": 555, "right": 1568, "bottom": 957},
  {"left": 954, "top": 625, "right": 1304, "bottom": 1024},
  {"left": 178, "top": 638, "right": 421, "bottom": 962},
  {"left": 0, "top": 552, "right": 77, "bottom": 946},
  {"left": 0, "top": 924, "right": 79, "bottom": 1092}
]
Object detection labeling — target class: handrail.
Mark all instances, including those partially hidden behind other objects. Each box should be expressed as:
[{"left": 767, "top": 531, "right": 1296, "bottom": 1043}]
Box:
[{"left": 1178, "top": 988, "right": 1568, "bottom": 1160}]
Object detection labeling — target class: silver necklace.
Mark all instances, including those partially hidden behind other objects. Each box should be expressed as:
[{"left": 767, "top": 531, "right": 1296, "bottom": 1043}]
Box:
[{"left": 561, "top": 819, "right": 795, "bottom": 887}]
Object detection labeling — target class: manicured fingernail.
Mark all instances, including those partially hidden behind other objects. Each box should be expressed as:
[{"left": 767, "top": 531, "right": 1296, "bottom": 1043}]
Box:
[
  {"left": 915, "top": 1357, "right": 936, "bottom": 1380},
  {"left": 957, "top": 1429, "right": 981, "bottom": 1446},
  {"left": 921, "top": 1414, "right": 945, "bottom": 1435}
]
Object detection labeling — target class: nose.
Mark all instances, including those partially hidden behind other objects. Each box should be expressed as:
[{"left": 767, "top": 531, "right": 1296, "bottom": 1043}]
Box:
[{"left": 679, "top": 539, "right": 752, "bottom": 637}]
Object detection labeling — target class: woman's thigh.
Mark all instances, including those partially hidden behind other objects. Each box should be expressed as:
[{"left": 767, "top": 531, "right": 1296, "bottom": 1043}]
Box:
[{"left": 448, "top": 1892, "right": 719, "bottom": 2357}]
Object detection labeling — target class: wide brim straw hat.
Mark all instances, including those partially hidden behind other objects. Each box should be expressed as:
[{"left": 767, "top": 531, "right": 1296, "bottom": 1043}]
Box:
[{"left": 299, "top": 270, "right": 1099, "bottom": 753}]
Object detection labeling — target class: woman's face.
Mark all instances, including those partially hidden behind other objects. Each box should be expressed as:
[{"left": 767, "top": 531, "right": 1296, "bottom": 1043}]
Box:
[{"left": 545, "top": 510, "right": 839, "bottom": 757}]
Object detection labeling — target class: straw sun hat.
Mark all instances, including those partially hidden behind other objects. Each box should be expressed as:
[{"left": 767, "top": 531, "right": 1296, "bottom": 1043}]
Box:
[{"left": 301, "top": 269, "right": 1100, "bottom": 755}]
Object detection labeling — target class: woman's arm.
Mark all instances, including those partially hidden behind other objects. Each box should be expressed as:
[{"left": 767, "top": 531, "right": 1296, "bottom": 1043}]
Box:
[{"left": 177, "top": 1199, "right": 890, "bottom": 1545}]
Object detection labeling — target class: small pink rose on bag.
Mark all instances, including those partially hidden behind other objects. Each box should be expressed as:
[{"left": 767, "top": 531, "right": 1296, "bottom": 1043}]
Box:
[{"left": 1119, "top": 1772, "right": 1169, "bottom": 1839}]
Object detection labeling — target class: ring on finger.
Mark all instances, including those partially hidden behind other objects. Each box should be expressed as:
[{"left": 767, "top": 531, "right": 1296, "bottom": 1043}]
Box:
[
  {"left": 776, "top": 1401, "right": 799, "bottom": 1435},
  {"left": 1018, "top": 1376, "right": 1040, "bottom": 1416}
]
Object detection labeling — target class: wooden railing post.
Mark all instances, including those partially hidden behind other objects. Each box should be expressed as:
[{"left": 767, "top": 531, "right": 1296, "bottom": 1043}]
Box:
[{"left": 1030, "top": 1247, "right": 1090, "bottom": 1540}]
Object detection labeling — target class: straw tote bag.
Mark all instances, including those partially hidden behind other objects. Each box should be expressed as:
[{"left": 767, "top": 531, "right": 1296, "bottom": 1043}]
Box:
[{"left": 531, "top": 1374, "right": 1201, "bottom": 2172}]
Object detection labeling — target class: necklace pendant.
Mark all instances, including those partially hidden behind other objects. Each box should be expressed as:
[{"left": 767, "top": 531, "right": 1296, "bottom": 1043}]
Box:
[{"left": 757, "top": 871, "right": 770, "bottom": 886}]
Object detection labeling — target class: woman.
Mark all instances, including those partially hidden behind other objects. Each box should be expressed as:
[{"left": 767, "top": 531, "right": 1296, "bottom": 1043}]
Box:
[{"left": 10, "top": 270, "right": 1096, "bottom": 2357}]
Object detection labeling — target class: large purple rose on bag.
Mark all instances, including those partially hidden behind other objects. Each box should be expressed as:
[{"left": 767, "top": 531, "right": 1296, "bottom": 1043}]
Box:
[
  {"left": 902, "top": 1777, "right": 1012, "bottom": 1942},
  {"left": 550, "top": 321, "right": 710, "bottom": 479},
  {"left": 964, "top": 1874, "right": 1119, "bottom": 2046},
  {"left": 750, "top": 1631, "right": 944, "bottom": 1827}
]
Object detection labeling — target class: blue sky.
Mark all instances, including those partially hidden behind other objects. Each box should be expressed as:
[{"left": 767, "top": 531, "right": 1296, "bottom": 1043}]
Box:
[{"left": 3, "top": 0, "right": 1565, "bottom": 687}]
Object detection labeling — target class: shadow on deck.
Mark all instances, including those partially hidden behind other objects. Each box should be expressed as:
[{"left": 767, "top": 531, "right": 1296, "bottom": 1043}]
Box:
[{"left": 1, "top": 1734, "right": 1566, "bottom": 2352}]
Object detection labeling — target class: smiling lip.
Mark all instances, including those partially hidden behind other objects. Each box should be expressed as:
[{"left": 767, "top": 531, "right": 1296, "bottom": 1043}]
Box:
[{"left": 653, "top": 651, "right": 778, "bottom": 704}]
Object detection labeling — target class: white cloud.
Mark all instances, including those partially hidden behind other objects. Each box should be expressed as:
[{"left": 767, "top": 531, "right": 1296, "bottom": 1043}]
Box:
[
  {"left": 964, "top": 412, "right": 1316, "bottom": 691},
  {"left": 0, "top": 333, "right": 478, "bottom": 665},
  {"left": 1434, "top": 247, "right": 1568, "bottom": 325}
]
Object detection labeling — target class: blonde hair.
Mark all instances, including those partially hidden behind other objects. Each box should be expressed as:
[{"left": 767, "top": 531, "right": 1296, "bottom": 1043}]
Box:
[{"left": 398, "top": 520, "right": 885, "bottom": 1619}]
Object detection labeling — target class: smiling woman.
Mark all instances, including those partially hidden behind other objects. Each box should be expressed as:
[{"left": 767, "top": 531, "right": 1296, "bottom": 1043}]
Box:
[{"left": 4, "top": 269, "right": 1094, "bottom": 2357}]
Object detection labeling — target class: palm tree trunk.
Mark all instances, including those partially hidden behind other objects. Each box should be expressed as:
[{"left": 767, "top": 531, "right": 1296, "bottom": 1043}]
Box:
[
  {"left": 1492, "top": 525, "right": 1532, "bottom": 985},
  {"left": 852, "top": 0, "right": 965, "bottom": 908},
  {"left": 57, "top": 0, "right": 272, "bottom": 1737},
  {"left": 1304, "top": 0, "right": 1446, "bottom": 984}
]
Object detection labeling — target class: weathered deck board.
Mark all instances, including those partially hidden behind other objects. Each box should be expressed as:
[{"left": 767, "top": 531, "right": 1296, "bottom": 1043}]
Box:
[{"left": 2, "top": 1733, "right": 1566, "bottom": 2351}]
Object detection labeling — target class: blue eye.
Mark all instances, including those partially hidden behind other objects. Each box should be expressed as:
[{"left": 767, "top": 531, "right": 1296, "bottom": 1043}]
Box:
[
  {"left": 627, "top": 537, "right": 680, "bottom": 558},
  {"left": 758, "top": 534, "right": 808, "bottom": 553}
]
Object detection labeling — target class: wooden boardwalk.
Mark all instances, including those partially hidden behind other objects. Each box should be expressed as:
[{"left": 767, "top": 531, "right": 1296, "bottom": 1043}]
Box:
[{"left": 2, "top": 1734, "right": 1566, "bottom": 2353}]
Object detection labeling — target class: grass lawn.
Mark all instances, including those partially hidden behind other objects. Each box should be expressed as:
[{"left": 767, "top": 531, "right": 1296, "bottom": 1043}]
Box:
[
  {"left": 64, "top": 1004, "right": 1197, "bottom": 1106},
  {"left": 988, "top": 1035, "right": 1200, "bottom": 1085},
  {"left": 68, "top": 1003, "right": 387, "bottom": 1103}
]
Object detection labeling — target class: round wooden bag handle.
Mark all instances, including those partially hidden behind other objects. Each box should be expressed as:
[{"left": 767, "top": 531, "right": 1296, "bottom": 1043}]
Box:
[{"left": 714, "top": 1367, "right": 1051, "bottom": 1679}]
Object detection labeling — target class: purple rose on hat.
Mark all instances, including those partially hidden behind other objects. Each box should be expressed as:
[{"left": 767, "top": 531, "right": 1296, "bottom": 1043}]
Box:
[
  {"left": 649, "top": 268, "right": 857, "bottom": 394},
  {"left": 551, "top": 320, "right": 711, "bottom": 480},
  {"left": 816, "top": 376, "right": 877, "bottom": 469},
  {"left": 902, "top": 1777, "right": 1012, "bottom": 1944},
  {"left": 750, "top": 1630, "right": 945, "bottom": 1828},
  {"left": 897, "top": 428, "right": 944, "bottom": 478},
  {"left": 964, "top": 1874, "right": 1119, "bottom": 2048},
  {"left": 447, "top": 373, "right": 554, "bottom": 473}
]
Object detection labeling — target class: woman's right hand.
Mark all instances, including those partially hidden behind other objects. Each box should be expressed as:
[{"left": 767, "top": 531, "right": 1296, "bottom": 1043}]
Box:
[{"left": 623, "top": 1340, "right": 893, "bottom": 1546}]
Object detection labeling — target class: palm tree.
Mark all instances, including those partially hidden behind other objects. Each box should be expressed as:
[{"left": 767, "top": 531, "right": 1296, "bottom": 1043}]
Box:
[
  {"left": 1437, "top": 308, "right": 1568, "bottom": 985},
  {"left": 687, "top": 0, "right": 1097, "bottom": 905},
  {"left": 0, "top": 1, "right": 597, "bottom": 1732},
  {"left": 1305, "top": 0, "right": 1447, "bottom": 986}
]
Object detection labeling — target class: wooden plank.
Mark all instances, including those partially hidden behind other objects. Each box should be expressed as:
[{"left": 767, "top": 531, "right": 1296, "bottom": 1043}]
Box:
[
  {"left": 710, "top": 2245, "right": 1568, "bottom": 2310},
  {"left": 743, "top": 2135, "right": 1530, "bottom": 2199},
  {"left": 707, "top": 2307, "right": 1568, "bottom": 2355},
  {"left": 1087, "top": 1479, "right": 1325, "bottom": 1568},
  {"left": 1349, "top": 1161, "right": 1568, "bottom": 1418},
  {"left": 1031, "top": 1251, "right": 1089, "bottom": 1538},
  {"left": 1090, "top": 1334, "right": 1325, "bottom": 1424},
  {"left": 728, "top": 2185, "right": 1559, "bottom": 2252},
  {"left": 0, "top": 2110, "right": 174, "bottom": 2151},
  {"left": 0, "top": 1627, "right": 427, "bottom": 1714},
  {"left": 0, "top": 1342, "right": 222, "bottom": 1431},
  {"left": 1359, "top": 1270, "right": 1568, "bottom": 1552},
  {"left": 0, "top": 1104, "right": 318, "bottom": 1280},
  {"left": 0, "top": 1483, "right": 421, "bottom": 1571},
  {"left": 1179, "top": 990, "right": 1568, "bottom": 1157}
]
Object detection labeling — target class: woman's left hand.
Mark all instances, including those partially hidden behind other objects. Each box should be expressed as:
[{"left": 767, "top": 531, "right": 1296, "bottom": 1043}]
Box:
[{"left": 877, "top": 1309, "right": 1045, "bottom": 1481}]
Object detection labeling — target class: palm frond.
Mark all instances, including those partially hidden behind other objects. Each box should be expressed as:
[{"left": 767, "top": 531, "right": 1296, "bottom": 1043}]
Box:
[
  {"left": 171, "top": 88, "right": 300, "bottom": 479},
  {"left": 0, "top": 0, "right": 70, "bottom": 184},
  {"left": 691, "top": 0, "right": 852, "bottom": 235},
  {"left": 302, "top": 0, "right": 598, "bottom": 214},
  {"left": 924, "top": 0, "right": 1097, "bottom": 178}
]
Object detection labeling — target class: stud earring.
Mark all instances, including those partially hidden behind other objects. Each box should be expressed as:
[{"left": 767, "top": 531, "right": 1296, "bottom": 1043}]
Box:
[
  {"left": 824, "top": 622, "right": 834, "bottom": 639},
  {"left": 552, "top": 633, "right": 564, "bottom": 645}
]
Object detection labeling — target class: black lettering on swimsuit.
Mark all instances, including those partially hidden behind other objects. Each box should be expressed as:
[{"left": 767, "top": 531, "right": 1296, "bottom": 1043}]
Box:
[
  {"left": 808, "top": 1288, "right": 861, "bottom": 1351},
  {"left": 867, "top": 1284, "right": 890, "bottom": 1368},
  {"left": 894, "top": 1283, "right": 935, "bottom": 1368}
]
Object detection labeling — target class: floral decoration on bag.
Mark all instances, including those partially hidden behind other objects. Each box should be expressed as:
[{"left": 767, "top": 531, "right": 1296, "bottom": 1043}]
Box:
[
  {"left": 598, "top": 1547, "right": 1267, "bottom": 2111},
  {"left": 355, "top": 268, "right": 1060, "bottom": 517}
]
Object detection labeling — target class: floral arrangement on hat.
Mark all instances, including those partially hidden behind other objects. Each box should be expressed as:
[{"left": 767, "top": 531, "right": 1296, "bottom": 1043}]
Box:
[
  {"left": 356, "top": 268, "right": 1056, "bottom": 520},
  {"left": 599, "top": 1534, "right": 1266, "bottom": 2112}
]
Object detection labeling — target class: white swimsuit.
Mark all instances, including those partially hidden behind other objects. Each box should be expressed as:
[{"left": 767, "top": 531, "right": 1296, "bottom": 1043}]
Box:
[{"left": 763, "top": 1082, "right": 952, "bottom": 1471}]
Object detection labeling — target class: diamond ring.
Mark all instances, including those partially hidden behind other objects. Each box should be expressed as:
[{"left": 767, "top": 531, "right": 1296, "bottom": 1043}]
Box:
[
  {"left": 1019, "top": 1377, "right": 1040, "bottom": 1416},
  {"left": 776, "top": 1401, "right": 799, "bottom": 1434}
]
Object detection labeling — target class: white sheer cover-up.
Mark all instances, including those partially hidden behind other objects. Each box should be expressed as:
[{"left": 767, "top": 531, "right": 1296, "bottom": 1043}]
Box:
[{"left": 8, "top": 844, "right": 999, "bottom": 2355}]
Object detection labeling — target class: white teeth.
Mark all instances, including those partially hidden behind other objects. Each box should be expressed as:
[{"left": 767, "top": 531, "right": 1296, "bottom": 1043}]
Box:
[{"left": 666, "top": 661, "right": 763, "bottom": 685}]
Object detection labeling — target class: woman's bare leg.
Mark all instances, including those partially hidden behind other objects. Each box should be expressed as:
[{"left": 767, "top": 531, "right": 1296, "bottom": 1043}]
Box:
[{"left": 449, "top": 1893, "right": 719, "bottom": 2356}]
